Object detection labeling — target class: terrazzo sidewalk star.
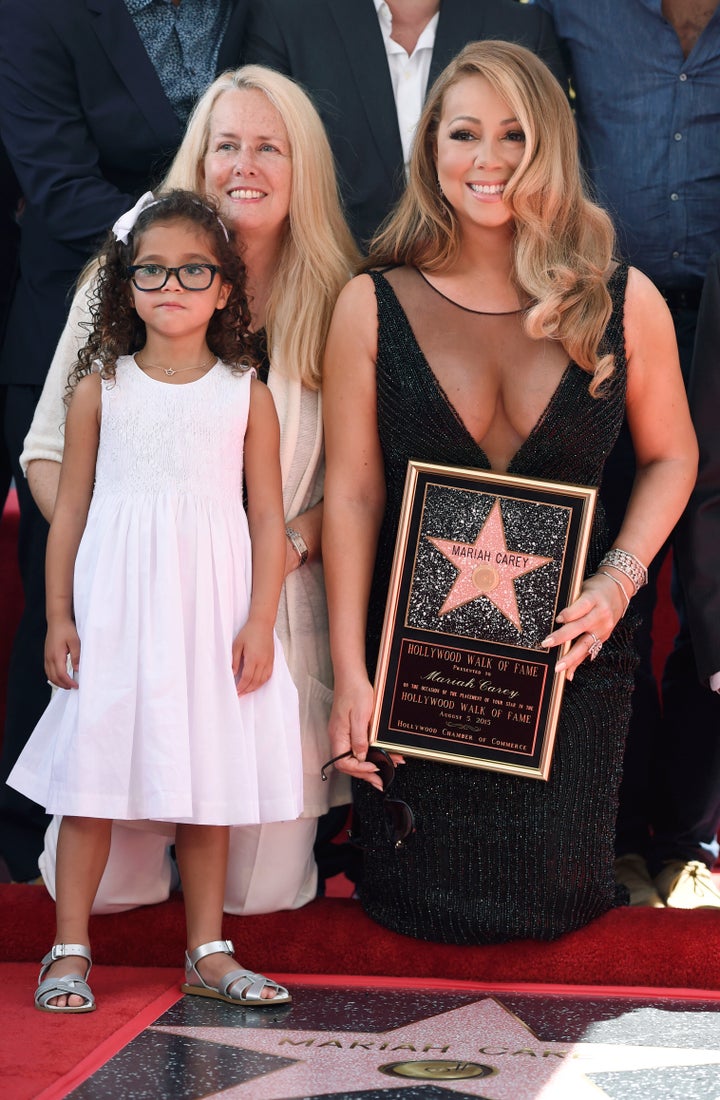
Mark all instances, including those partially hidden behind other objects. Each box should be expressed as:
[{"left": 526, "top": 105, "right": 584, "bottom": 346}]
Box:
[
  {"left": 68, "top": 982, "right": 720, "bottom": 1100},
  {"left": 155, "top": 998, "right": 720, "bottom": 1099}
]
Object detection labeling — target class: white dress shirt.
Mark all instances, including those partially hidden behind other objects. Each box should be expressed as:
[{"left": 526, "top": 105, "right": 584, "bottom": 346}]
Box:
[{"left": 373, "top": 0, "right": 438, "bottom": 170}]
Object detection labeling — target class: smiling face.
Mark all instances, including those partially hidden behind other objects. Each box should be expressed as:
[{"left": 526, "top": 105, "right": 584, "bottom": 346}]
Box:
[
  {"left": 202, "top": 87, "right": 293, "bottom": 242},
  {"left": 435, "top": 73, "right": 526, "bottom": 234},
  {"left": 129, "top": 219, "right": 230, "bottom": 343}
]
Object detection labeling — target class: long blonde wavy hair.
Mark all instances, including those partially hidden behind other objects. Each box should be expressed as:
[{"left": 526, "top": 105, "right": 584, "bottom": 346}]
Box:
[
  {"left": 368, "top": 40, "right": 617, "bottom": 394},
  {"left": 163, "top": 65, "right": 359, "bottom": 390}
]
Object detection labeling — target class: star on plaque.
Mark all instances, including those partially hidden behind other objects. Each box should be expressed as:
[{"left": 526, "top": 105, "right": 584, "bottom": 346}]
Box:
[{"left": 427, "top": 499, "right": 552, "bottom": 630}]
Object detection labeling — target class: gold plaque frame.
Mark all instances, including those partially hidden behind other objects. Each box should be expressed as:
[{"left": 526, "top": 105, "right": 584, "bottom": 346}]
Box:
[{"left": 369, "top": 462, "right": 597, "bottom": 780}]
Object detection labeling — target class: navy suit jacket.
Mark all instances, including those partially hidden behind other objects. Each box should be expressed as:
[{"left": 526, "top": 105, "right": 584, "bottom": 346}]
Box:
[
  {"left": 243, "top": 0, "right": 567, "bottom": 247},
  {"left": 0, "top": 0, "right": 248, "bottom": 386}
]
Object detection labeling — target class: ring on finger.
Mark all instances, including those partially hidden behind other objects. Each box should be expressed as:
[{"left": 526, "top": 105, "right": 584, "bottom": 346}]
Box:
[{"left": 587, "top": 632, "right": 603, "bottom": 661}]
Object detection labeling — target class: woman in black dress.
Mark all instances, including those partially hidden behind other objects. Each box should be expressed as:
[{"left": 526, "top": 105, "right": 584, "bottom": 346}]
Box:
[{"left": 322, "top": 41, "right": 697, "bottom": 944}]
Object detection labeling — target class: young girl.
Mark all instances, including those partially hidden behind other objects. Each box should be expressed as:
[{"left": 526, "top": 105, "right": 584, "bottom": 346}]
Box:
[{"left": 8, "top": 190, "right": 303, "bottom": 1012}]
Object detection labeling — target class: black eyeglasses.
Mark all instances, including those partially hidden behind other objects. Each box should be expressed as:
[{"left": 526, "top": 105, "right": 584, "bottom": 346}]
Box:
[
  {"left": 127, "top": 263, "right": 220, "bottom": 291},
  {"left": 320, "top": 746, "right": 415, "bottom": 849}
]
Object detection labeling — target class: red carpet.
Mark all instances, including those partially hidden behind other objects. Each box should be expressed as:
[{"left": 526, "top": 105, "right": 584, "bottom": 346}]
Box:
[
  {"left": 0, "top": 963, "right": 180, "bottom": 1100},
  {"left": 1, "top": 884, "right": 719, "bottom": 992}
]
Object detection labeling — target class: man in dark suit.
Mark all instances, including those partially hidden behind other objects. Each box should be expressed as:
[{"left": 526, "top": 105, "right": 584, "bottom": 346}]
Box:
[
  {"left": 243, "top": 0, "right": 566, "bottom": 248},
  {"left": 677, "top": 256, "right": 720, "bottom": 686},
  {"left": 673, "top": 254, "right": 720, "bottom": 905},
  {"left": 0, "top": 0, "right": 248, "bottom": 883},
  {"left": 0, "top": 141, "right": 21, "bottom": 512}
]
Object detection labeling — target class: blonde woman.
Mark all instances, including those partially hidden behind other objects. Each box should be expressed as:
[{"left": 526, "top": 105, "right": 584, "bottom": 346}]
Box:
[
  {"left": 23, "top": 65, "right": 359, "bottom": 915},
  {"left": 322, "top": 41, "right": 697, "bottom": 943}
]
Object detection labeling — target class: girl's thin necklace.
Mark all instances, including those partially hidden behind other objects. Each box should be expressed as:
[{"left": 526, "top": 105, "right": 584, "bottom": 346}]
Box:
[{"left": 136, "top": 355, "right": 215, "bottom": 377}]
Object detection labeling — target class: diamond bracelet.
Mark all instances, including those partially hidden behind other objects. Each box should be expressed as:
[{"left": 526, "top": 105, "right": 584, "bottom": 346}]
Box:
[
  {"left": 285, "top": 526, "right": 308, "bottom": 567},
  {"left": 598, "top": 548, "right": 648, "bottom": 596}
]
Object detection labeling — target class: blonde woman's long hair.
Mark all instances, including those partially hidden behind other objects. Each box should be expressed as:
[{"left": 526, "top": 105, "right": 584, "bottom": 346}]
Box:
[
  {"left": 164, "top": 64, "right": 359, "bottom": 390},
  {"left": 368, "top": 40, "right": 617, "bottom": 394}
]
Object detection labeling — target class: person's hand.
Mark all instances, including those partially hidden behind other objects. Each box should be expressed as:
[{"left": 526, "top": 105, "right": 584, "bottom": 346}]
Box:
[
  {"left": 327, "top": 672, "right": 404, "bottom": 790},
  {"left": 232, "top": 618, "right": 274, "bottom": 695},
  {"left": 45, "top": 619, "right": 80, "bottom": 689},
  {"left": 540, "top": 571, "right": 627, "bottom": 681}
]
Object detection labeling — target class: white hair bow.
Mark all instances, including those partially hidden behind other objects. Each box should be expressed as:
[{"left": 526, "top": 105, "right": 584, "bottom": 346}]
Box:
[
  {"left": 111, "top": 191, "right": 158, "bottom": 244},
  {"left": 110, "top": 191, "right": 230, "bottom": 244}
]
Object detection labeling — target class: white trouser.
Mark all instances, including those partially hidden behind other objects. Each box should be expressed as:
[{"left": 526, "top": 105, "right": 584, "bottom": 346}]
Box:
[{"left": 39, "top": 815, "right": 319, "bottom": 915}]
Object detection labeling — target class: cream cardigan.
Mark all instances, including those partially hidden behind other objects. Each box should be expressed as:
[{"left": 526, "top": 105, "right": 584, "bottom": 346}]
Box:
[{"left": 21, "top": 282, "right": 349, "bottom": 817}]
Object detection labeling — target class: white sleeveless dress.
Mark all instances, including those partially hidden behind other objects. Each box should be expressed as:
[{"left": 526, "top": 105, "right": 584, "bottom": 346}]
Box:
[{"left": 9, "top": 357, "right": 303, "bottom": 826}]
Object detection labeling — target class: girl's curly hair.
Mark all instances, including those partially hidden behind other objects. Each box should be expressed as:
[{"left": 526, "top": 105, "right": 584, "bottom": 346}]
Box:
[{"left": 68, "top": 190, "right": 253, "bottom": 399}]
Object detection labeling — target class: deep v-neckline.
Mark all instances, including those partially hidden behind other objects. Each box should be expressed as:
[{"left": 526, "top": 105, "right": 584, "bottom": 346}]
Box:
[{"left": 375, "top": 271, "right": 576, "bottom": 475}]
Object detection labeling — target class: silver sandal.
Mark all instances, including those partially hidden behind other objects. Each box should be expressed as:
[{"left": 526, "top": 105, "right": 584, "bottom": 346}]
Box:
[
  {"left": 35, "top": 943, "right": 95, "bottom": 1014},
  {"left": 181, "top": 939, "right": 291, "bottom": 1006}
]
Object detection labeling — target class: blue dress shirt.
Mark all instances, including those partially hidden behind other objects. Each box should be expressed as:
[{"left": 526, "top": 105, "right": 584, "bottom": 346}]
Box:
[{"left": 535, "top": 0, "right": 720, "bottom": 288}]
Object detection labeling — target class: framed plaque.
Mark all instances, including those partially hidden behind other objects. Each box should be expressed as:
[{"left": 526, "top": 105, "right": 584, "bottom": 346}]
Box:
[{"left": 369, "top": 462, "right": 597, "bottom": 779}]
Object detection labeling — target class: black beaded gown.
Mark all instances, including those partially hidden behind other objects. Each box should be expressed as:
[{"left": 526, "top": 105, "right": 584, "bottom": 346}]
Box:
[{"left": 355, "top": 264, "right": 637, "bottom": 944}]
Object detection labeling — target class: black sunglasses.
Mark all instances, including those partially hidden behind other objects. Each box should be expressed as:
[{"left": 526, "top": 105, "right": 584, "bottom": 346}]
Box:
[{"left": 320, "top": 746, "right": 415, "bottom": 849}]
